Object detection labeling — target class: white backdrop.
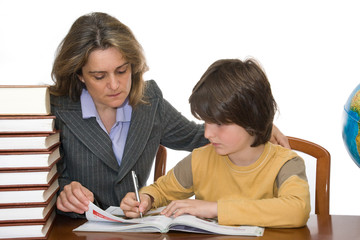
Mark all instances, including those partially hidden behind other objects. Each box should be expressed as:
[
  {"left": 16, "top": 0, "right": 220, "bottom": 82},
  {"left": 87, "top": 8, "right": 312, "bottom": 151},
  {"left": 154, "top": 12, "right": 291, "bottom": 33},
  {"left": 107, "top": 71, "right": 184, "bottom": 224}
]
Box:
[{"left": 1, "top": 0, "right": 359, "bottom": 215}]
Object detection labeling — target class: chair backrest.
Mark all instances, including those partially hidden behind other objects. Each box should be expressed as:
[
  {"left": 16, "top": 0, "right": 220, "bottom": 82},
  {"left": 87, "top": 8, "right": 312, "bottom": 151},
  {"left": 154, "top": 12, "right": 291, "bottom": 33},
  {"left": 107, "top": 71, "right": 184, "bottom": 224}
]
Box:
[
  {"left": 287, "top": 136, "right": 331, "bottom": 215},
  {"left": 154, "top": 145, "right": 167, "bottom": 182}
]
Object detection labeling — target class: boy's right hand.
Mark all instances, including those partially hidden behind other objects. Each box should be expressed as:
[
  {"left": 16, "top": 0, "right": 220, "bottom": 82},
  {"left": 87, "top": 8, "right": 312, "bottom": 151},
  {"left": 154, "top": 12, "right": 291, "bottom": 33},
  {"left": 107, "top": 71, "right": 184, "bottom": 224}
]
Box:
[{"left": 120, "top": 192, "right": 152, "bottom": 218}]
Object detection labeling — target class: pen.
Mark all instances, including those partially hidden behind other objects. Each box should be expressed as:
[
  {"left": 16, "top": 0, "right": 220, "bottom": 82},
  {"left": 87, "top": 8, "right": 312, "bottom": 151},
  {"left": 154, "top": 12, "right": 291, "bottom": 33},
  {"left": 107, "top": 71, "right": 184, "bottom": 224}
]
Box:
[{"left": 131, "top": 170, "right": 143, "bottom": 218}]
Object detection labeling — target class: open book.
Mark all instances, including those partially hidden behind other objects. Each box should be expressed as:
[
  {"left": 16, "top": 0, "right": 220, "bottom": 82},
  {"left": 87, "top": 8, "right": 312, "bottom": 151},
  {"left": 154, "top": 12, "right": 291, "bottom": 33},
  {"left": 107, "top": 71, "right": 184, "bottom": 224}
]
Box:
[{"left": 73, "top": 202, "right": 264, "bottom": 236}]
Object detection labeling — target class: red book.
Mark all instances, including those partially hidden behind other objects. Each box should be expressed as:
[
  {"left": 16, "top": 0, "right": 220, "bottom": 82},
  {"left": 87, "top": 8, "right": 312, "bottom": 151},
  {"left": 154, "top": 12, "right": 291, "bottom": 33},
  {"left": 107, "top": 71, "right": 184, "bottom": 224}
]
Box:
[
  {"left": 0, "top": 164, "right": 59, "bottom": 188},
  {"left": 0, "top": 144, "right": 60, "bottom": 170},
  {"left": 0, "top": 176, "right": 59, "bottom": 206},
  {"left": 0, "top": 115, "right": 56, "bottom": 134},
  {"left": 0, "top": 194, "right": 56, "bottom": 223},
  {"left": 0, "top": 209, "right": 56, "bottom": 239},
  {"left": 0, "top": 132, "right": 60, "bottom": 152}
]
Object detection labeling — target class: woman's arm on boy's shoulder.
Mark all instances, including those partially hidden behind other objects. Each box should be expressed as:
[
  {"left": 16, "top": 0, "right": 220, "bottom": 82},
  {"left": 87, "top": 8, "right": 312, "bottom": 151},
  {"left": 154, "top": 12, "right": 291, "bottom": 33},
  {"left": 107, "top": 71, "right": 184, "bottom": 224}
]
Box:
[{"left": 271, "top": 125, "right": 290, "bottom": 148}]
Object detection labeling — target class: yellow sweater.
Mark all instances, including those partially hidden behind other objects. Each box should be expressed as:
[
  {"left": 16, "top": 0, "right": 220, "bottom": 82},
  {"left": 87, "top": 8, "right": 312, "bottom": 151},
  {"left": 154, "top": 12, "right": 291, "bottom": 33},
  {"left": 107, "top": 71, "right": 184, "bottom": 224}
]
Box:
[{"left": 140, "top": 142, "right": 310, "bottom": 228}]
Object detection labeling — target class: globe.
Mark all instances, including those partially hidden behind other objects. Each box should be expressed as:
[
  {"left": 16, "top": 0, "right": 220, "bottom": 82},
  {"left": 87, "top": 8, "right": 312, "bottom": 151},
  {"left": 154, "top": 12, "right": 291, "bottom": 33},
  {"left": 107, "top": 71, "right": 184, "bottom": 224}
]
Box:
[{"left": 343, "top": 83, "right": 360, "bottom": 168}]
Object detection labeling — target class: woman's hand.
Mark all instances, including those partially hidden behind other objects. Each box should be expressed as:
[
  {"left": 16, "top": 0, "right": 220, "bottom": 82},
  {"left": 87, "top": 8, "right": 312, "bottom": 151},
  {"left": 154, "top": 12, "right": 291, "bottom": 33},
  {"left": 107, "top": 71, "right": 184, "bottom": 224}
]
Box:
[
  {"left": 120, "top": 193, "right": 152, "bottom": 218},
  {"left": 56, "top": 181, "right": 94, "bottom": 214},
  {"left": 161, "top": 199, "right": 217, "bottom": 219},
  {"left": 270, "top": 125, "right": 290, "bottom": 148}
]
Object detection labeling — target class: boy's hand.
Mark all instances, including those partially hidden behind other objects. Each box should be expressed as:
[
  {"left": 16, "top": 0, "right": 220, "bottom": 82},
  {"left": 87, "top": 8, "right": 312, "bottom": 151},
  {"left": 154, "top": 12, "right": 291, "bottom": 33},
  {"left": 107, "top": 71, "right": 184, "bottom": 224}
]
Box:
[
  {"left": 120, "top": 193, "right": 152, "bottom": 218},
  {"left": 161, "top": 199, "right": 217, "bottom": 219}
]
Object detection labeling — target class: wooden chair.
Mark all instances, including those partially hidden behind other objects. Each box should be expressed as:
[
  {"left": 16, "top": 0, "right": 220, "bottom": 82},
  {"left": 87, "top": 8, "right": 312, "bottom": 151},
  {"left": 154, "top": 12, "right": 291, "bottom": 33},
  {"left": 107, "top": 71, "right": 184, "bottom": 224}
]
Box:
[
  {"left": 287, "top": 136, "right": 331, "bottom": 215},
  {"left": 154, "top": 145, "right": 167, "bottom": 181}
]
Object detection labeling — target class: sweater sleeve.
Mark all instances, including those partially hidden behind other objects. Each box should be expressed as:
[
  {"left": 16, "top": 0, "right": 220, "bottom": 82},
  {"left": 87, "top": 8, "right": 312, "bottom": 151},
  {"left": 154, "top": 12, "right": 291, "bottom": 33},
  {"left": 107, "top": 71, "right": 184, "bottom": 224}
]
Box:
[
  {"left": 139, "top": 154, "right": 194, "bottom": 208},
  {"left": 217, "top": 157, "right": 311, "bottom": 228}
]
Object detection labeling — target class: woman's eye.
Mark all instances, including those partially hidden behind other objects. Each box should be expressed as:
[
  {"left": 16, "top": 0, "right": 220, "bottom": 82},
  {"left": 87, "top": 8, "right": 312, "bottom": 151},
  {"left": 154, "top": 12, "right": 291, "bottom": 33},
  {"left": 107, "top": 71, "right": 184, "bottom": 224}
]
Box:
[
  {"left": 117, "top": 68, "right": 127, "bottom": 74},
  {"left": 117, "top": 63, "right": 129, "bottom": 74},
  {"left": 94, "top": 75, "right": 105, "bottom": 80}
]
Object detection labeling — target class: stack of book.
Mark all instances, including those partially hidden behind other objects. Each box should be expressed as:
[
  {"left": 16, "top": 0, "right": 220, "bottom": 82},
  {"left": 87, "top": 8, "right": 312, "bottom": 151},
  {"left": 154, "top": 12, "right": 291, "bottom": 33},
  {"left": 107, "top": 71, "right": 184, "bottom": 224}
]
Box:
[{"left": 0, "top": 85, "right": 60, "bottom": 239}]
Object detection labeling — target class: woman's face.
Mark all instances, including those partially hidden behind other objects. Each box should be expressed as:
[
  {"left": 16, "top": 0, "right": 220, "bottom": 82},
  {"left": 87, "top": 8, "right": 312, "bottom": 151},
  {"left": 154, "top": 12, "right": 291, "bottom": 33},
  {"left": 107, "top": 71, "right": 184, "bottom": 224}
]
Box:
[{"left": 78, "top": 47, "right": 132, "bottom": 111}]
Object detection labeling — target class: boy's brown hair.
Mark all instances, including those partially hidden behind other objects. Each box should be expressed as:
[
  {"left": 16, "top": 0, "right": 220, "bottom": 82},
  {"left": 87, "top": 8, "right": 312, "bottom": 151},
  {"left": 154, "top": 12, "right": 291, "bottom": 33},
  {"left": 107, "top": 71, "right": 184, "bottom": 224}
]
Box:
[{"left": 189, "top": 58, "right": 277, "bottom": 147}]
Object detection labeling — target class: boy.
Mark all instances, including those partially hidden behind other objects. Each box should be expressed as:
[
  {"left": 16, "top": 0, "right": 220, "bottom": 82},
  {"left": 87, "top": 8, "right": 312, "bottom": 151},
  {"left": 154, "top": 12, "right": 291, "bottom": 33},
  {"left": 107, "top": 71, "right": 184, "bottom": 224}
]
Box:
[{"left": 120, "top": 58, "right": 310, "bottom": 228}]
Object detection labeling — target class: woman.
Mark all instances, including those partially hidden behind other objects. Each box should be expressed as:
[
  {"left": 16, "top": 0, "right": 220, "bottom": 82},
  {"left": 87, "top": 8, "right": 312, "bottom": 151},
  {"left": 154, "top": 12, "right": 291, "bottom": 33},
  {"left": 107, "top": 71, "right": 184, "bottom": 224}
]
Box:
[{"left": 50, "top": 12, "right": 289, "bottom": 218}]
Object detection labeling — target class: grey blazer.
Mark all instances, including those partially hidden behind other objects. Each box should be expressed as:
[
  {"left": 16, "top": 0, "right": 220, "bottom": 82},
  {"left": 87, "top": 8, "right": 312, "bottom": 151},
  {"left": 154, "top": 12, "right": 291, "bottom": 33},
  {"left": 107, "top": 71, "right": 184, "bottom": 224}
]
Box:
[{"left": 51, "top": 80, "right": 208, "bottom": 218}]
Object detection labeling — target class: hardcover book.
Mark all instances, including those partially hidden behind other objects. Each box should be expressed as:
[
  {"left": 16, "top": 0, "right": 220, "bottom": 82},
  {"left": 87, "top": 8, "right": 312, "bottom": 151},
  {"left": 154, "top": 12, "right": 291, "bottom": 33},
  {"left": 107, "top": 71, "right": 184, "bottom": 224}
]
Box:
[
  {"left": 0, "top": 177, "right": 59, "bottom": 206},
  {"left": 0, "top": 85, "right": 51, "bottom": 115},
  {"left": 0, "top": 132, "right": 60, "bottom": 151},
  {"left": 0, "top": 194, "right": 56, "bottom": 223},
  {"left": 0, "top": 145, "right": 60, "bottom": 170},
  {"left": 0, "top": 209, "right": 56, "bottom": 239},
  {"left": 0, "top": 115, "right": 55, "bottom": 133},
  {"left": 0, "top": 165, "right": 58, "bottom": 187}
]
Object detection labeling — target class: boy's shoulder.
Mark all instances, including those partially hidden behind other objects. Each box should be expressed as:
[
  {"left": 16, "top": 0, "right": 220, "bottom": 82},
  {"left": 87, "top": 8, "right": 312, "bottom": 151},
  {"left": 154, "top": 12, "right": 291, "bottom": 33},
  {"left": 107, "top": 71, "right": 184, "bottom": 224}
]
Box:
[
  {"left": 191, "top": 142, "right": 300, "bottom": 169},
  {"left": 193, "top": 142, "right": 297, "bottom": 157},
  {"left": 192, "top": 144, "right": 220, "bottom": 162},
  {"left": 270, "top": 142, "right": 298, "bottom": 157},
  {"left": 192, "top": 143, "right": 215, "bottom": 155},
  {"left": 268, "top": 142, "right": 301, "bottom": 166}
]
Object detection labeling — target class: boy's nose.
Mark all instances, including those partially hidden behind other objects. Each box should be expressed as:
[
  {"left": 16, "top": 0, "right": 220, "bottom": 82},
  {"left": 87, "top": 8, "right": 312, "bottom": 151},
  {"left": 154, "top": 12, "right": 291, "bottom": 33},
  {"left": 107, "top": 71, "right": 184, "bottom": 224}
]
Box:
[{"left": 204, "top": 123, "right": 215, "bottom": 139}]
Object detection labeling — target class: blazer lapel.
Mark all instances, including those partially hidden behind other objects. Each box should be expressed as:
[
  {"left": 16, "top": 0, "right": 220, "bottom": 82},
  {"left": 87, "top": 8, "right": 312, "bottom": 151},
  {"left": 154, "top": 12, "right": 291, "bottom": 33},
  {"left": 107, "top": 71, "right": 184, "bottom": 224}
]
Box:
[
  {"left": 116, "top": 97, "right": 159, "bottom": 182},
  {"left": 57, "top": 109, "right": 119, "bottom": 172}
]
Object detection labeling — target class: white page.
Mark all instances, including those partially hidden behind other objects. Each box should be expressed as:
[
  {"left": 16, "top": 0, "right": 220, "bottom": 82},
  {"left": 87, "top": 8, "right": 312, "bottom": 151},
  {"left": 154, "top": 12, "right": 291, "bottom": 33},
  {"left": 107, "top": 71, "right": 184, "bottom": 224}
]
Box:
[{"left": 75, "top": 202, "right": 264, "bottom": 236}]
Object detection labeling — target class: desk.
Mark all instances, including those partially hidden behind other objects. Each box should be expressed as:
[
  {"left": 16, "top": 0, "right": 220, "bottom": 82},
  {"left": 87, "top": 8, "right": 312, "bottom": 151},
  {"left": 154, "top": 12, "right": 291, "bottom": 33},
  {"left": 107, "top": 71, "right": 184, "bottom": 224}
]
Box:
[{"left": 47, "top": 214, "right": 360, "bottom": 240}]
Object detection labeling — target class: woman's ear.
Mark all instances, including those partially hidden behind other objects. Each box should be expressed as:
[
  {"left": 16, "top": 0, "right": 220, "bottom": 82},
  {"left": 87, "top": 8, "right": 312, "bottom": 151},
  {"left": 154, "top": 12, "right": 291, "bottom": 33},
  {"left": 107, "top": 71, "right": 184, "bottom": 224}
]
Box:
[{"left": 78, "top": 74, "right": 85, "bottom": 83}]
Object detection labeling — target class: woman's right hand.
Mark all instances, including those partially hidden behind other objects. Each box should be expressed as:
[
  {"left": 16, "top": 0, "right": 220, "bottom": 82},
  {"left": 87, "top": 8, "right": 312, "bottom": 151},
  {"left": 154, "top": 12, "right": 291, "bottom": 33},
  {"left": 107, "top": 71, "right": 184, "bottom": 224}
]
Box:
[{"left": 56, "top": 181, "right": 94, "bottom": 214}]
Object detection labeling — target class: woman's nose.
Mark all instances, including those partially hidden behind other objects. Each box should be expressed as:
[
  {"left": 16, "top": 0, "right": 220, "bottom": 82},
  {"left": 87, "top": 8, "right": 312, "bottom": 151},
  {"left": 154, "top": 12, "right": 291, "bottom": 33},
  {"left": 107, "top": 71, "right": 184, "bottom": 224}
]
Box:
[{"left": 108, "top": 75, "right": 120, "bottom": 90}]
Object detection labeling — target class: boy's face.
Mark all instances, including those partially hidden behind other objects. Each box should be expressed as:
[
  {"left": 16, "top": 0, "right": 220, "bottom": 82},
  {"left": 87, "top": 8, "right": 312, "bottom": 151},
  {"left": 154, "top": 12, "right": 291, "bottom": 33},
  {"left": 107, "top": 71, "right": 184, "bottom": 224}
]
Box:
[{"left": 204, "top": 122, "right": 257, "bottom": 164}]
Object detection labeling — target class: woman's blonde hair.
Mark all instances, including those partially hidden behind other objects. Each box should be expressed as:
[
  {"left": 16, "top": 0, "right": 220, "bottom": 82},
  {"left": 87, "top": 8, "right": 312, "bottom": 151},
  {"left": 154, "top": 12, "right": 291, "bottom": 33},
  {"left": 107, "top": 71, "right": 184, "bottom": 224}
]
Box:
[{"left": 50, "top": 12, "right": 148, "bottom": 106}]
